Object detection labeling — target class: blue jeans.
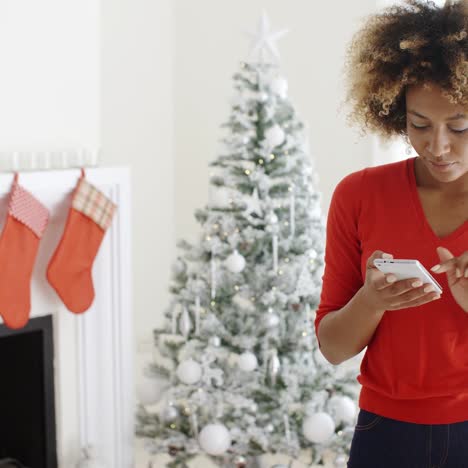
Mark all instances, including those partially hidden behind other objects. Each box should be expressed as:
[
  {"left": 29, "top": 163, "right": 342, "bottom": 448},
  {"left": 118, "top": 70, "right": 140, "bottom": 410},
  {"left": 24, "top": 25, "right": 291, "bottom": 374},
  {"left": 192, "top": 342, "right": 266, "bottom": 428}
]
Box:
[{"left": 347, "top": 410, "right": 468, "bottom": 468}]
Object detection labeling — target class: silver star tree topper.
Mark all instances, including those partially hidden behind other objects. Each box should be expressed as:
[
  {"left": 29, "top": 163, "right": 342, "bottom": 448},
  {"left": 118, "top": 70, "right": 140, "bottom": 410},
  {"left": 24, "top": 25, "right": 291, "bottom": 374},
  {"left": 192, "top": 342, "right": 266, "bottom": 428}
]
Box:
[{"left": 245, "top": 10, "right": 289, "bottom": 64}]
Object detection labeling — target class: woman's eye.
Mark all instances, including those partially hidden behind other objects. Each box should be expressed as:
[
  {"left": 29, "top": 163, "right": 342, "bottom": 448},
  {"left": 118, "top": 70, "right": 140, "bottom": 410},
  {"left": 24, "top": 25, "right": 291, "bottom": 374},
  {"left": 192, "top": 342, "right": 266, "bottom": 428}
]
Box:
[
  {"left": 450, "top": 128, "right": 468, "bottom": 134},
  {"left": 411, "top": 123, "right": 428, "bottom": 130}
]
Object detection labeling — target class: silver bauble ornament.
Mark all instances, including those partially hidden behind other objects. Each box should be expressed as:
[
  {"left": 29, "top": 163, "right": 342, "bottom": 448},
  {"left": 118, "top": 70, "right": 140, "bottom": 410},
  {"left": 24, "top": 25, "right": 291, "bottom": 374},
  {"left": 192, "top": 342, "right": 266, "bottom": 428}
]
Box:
[
  {"left": 209, "top": 336, "right": 221, "bottom": 347},
  {"left": 267, "top": 350, "right": 280, "bottom": 385},
  {"left": 161, "top": 404, "right": 179, "bottom": 423},
  {"left": 178, "top": 307, "right": 192, "bottom": 338},
  {"left": 233, "top": 454, "right": 247, "bottom": 467}
]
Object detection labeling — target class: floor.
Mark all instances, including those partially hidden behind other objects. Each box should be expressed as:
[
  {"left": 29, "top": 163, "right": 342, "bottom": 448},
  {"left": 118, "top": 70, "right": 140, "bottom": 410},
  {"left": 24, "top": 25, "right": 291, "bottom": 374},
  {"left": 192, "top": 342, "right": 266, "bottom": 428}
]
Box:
[{"left": 134, "top": 437, "right": 338, "bottom": 467}]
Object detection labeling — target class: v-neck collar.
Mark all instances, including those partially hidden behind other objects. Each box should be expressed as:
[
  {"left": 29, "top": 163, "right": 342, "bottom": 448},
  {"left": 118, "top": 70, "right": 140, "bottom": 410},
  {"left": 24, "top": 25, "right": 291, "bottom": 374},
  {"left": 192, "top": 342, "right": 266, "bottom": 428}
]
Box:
[{"left": 407, "top": 156, "right": 468, "bottom": 243}]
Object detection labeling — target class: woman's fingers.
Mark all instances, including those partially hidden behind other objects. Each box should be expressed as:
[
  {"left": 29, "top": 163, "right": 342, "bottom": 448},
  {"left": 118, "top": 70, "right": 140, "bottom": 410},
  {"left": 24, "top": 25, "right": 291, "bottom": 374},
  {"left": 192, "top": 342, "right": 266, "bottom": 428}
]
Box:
[
  {"left": 366, "top": 250, "right": 393, "bottom": 270},
  {"left": 432, "top": 248, "right": 468, "bottom": 279}
]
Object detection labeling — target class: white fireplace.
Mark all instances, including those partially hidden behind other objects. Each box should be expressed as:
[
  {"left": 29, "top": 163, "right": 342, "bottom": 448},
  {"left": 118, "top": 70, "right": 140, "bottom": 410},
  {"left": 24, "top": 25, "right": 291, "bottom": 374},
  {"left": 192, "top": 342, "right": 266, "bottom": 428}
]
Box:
[{"left": 0, "top": 168, "right": 134, "bottom": 468}]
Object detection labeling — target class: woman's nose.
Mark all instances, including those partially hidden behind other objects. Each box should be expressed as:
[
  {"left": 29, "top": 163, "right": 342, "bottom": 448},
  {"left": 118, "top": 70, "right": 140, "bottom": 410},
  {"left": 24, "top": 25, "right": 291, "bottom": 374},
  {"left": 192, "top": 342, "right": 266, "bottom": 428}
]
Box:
[{"left": 426, "top": 129, "right": 450, "bottom": 158}]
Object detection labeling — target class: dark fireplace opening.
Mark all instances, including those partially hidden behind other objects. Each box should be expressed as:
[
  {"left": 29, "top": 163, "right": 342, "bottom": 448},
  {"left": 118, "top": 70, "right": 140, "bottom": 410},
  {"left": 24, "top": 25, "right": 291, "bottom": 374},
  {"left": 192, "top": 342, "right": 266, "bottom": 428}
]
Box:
[{"left": 0, "top": 316, "right": 57, "bottom": 468}]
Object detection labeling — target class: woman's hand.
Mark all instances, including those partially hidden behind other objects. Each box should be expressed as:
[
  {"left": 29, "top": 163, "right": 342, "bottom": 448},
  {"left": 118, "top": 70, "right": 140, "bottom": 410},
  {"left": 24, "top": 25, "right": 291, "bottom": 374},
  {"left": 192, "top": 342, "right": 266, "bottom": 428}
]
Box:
[
  {"left": 360, "top": 250, "right": 441, "bottom": 312},
  {"left": 431, "top": 247, "right": 468, "bottom": 313}
]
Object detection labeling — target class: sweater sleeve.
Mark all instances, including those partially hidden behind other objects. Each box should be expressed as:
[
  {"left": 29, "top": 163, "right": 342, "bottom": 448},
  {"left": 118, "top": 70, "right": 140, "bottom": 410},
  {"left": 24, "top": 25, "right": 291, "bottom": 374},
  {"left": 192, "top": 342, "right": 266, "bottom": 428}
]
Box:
[{"left": 314, "top": 170, "right": 365, "bottom": 345}]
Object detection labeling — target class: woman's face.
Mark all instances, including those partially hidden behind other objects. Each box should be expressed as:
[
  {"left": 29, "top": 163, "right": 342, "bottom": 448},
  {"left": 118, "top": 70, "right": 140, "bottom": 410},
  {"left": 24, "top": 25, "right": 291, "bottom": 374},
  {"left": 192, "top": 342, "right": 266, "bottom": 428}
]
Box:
[{"left": 406, "top": 83, "right": 468, "bottom": 186}]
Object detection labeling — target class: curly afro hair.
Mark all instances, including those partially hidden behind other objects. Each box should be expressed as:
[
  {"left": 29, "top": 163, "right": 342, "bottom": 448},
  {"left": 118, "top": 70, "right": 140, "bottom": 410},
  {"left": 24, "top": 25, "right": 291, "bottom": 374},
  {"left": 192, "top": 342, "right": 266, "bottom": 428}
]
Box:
[{"left": 344, "top": 0, "right": 468, "bottom": 138}]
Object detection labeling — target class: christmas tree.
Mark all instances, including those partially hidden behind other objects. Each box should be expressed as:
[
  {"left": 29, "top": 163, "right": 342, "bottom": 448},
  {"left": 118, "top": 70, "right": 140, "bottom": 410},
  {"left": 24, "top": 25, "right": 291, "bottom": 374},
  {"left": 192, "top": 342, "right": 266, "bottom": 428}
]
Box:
[{"left": 137, "top": 12, "right": 358, "bottom": 468}]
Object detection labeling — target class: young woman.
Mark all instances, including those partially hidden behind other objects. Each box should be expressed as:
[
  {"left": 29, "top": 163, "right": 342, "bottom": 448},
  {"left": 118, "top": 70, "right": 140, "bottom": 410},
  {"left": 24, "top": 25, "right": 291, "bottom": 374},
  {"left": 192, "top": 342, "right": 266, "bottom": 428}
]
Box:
[{"left": 315, "top": 1, "right": 468, "bottom": 466}]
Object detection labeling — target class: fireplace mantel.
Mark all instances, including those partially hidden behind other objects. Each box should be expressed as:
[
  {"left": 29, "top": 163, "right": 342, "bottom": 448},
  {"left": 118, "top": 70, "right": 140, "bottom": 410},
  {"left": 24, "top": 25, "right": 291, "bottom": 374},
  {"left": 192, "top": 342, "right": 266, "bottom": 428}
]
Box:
[{"left": 0, "top": 168, "right": 133, "bottom": 468}]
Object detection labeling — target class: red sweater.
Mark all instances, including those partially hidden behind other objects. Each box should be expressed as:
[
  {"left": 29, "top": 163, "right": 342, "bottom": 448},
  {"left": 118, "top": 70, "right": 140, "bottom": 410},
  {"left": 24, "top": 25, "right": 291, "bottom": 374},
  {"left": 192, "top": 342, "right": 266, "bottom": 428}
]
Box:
[{"left": 315, "top": 157, "right": 468, "bottom": 424}]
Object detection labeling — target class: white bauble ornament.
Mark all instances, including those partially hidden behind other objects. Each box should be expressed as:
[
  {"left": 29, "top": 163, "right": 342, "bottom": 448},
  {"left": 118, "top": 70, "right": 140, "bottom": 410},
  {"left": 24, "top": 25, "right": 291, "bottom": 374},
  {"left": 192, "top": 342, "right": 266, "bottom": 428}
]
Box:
[
  {"left": 199, "top": 423, "right": 231, "bottom": 455},
  {"left": 225, "top": 250, "right": 246, "bottom": 273},
  {"left": 265, "top": 124, "right": 285, "bottom": 147},
  {"left": 238, "top": 352, "right": 258, "bottom": 372},
  {"left": 329, "top": 395, "right": 356, "bottom": 424},
  {"left": 76, "top": 446, "right": 105, "bottom": 468},
  {"left": 302, "top": 412, "right": 335, "bottom": 443},
  {"left": 271, "top": 76, "right": 288, "bottom": 99},
  {"left": 160, "top": 404, "right": 179, "bottom": 423},
  {"left": 176, "top": 359, "right": 202, "bottom": 385},
  {"left": 136, "top": 373, "right": 167, "bottom": 406}
]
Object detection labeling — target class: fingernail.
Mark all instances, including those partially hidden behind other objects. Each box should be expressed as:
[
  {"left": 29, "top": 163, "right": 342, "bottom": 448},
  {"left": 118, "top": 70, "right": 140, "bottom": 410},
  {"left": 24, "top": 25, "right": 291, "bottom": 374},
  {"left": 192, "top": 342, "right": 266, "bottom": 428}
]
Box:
[
  {"left": 382, "top": 253, "right": 393, "bottom": 259},
  {"left": 412, "top": 280, "right": 423, "bottom": 288},
  {"left": 465, "top": 269, "right": 468, "bottom": 278},
  {"left": 386, "top": 275, "right": 397, "bottom": 283},
  {"left": 433, "top": 295, "right": 441, "bottom": 300},
  {"left": 424, "top": 285, "right": 435, "bottom": 293},
  {"left": 456, "top": 268, "right": 462, "bottom": 278},
  {"left": 431, "top": 264, "right": 441, "bottom": 272}
]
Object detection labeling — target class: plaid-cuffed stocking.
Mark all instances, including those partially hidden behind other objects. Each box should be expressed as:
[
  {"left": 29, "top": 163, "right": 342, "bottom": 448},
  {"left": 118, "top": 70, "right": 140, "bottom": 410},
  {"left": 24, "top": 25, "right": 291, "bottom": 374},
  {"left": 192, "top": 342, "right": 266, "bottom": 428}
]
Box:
[
  {"left": 47, "top": 172, "right": 117, "bottom": 313},
  {"left": 0, "top": 175, "right": 49, "bottom": 329}
]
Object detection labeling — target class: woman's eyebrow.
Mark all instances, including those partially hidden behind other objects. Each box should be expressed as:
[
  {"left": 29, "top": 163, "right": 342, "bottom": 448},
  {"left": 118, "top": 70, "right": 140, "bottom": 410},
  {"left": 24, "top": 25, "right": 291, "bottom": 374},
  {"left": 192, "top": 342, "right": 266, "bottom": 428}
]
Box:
[{"left": 407, "top": 109, "right": 467, "bottom": 121}]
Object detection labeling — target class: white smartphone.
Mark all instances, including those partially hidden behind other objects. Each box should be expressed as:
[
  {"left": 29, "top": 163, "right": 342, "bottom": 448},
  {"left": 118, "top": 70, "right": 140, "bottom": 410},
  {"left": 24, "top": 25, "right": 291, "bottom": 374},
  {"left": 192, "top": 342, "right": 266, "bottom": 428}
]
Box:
[{"left": 373, "top": 258, "right": 443, "bottom": 295}]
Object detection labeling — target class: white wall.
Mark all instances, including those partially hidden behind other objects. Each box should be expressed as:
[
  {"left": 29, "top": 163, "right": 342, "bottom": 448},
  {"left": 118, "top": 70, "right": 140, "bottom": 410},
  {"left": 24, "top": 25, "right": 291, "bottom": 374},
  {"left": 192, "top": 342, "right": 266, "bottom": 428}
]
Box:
[
  {"left": 101, "top": 0, "right": 176, "bottom": 343},
  {"left": 0, "top": 0, "right": 99, "bottom": 151}
]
